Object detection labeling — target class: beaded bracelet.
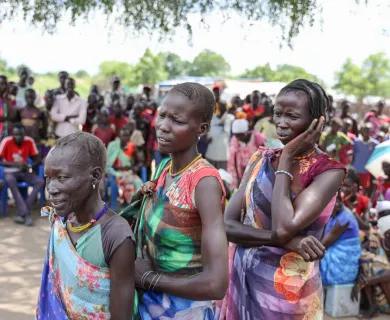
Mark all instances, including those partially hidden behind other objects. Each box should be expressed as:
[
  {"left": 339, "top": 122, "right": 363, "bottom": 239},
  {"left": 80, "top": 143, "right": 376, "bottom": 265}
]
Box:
[{"left": 275, "top": 170, "right": 293, "bottom": 181}]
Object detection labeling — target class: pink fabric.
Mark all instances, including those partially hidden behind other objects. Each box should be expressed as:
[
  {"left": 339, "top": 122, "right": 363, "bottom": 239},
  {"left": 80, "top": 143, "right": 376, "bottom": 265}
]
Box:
[{"left": 227, "top": 131, "right": 266, "bottom": 189}]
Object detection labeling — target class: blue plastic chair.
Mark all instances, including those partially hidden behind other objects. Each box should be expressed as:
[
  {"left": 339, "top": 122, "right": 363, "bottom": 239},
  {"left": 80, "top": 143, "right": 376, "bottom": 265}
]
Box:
[
  {"left": 0, "top": 165, "right": 45, "bottom": 216},
  {"left": 107, "top": 167, "right": 148, "bottom": 211}
]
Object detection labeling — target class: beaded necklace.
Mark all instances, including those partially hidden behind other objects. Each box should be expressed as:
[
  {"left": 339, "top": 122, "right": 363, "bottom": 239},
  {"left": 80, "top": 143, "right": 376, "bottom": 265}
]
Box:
[
  {"left": 67, "top": 202, "right": 108, "bottom": 233},
  {"left": 294, "top": 150, "right": 315, "bottom": 160},
  {"left": 168, "top": 154, "right": 202, "bottom": 178}
]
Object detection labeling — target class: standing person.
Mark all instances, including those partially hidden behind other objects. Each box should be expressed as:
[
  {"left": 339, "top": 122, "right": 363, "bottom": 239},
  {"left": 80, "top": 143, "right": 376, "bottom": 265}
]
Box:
[
  {"left": 212, "top": 83, "right": 223, "bottom": 116},
  {"left": 37, "top": 132, "right": 135, "bottom": 319},
  {"left": 28, "top": 75, "right": 34, "bottom": 87},
  {"left": 109, "top": 100, "right": 128, "bottom": 137},
  {"left": 19, "top": 89, "right": 47, "bottom": 143},
  {"left": 219, "top": 79, "right": 346, "bottom": 319},
  {"left": 90, "top": 84, "right": 100, "bottom": 96},
  {"left": 0, "top": 75, "right": 17, "bottom": 140},
  {"left": 255, "top": 98, "right": 283, "bottom": 148},
  {"left": 133, "top": 82, "right": 228, "bottom": 318},
  {"left": 83, "top": 94, "right": 99, "bottom": 133},
  {"left": 364, "top": 101, "right": 390, "bottom": 137},
  {"left": 338, "top": 118, "right": 356, "bottom": 165},
  {"left": 340, "top": 101, "right": 359, "bottom": 135},
  {"left": 227, "top": 119, "right": 266, "bottom": 189},
  {"left": 126, "top": 120, "right": 145, "bottom": 148},
  {"left": 53, "top": 71, "right": 69, "bottom": 96},
  {"left": 320, "top": 192, "right": 361, "bottom": 285},
  {"left": 92, "top": 110, "right": 116, "bottom": 147},
  {"left": 15, "top": 67, "right": 31, "bottom": 109},
  {"left": 206, "top": 110, "right": 230, "bottom": 170},
  {"left": 126, "top": 94, "right": 135, "bottom": 113},
  {"left": 352, "top": 123, "right": 379, "bottom": 194},
  {"left": 104, "top": 76, "right": 126, "bottom": 107},
  {"left": 50, "top": 78, "right": 87, "bottom": 139},
  {"left": 0, "top": 123, "right": 44, "bottom": 226},
  {"left": 106, "top": 127, "right": 143, "bottom": 204},
  {"left": 243, "top": 90, "right": 264, "bottom": 128},
  {"left": 132, "top": 102, "right": 150, "bottom": 144},
  {"left": 320, "top": 117, "right": 352, "bottom": 160}
]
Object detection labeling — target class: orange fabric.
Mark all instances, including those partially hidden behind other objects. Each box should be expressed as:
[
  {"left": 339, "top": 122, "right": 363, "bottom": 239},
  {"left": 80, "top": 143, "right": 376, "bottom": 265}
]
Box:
[{"left": 123, "top": 142, "right": 135, "bottom": 158}]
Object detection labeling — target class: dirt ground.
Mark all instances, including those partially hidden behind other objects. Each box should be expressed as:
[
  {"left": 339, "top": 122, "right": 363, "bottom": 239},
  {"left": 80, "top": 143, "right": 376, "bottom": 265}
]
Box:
[{"left": 1, "top": 208, "right": 390, "bottom": 320}]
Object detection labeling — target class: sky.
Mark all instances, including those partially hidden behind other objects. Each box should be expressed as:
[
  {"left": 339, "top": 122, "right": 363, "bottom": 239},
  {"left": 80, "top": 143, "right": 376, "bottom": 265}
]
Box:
[{"left": 0, "top": 0, "right": 389, "bottom": 86}]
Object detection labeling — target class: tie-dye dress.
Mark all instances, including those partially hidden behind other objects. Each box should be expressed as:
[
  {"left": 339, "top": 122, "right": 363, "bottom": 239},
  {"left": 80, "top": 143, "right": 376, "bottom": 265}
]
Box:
[
  {"left": 217, "top": 148, "right": 345, "bottom": 320},
  {"left": 136, "top": 158, "right": 226, "bottom": 319}
]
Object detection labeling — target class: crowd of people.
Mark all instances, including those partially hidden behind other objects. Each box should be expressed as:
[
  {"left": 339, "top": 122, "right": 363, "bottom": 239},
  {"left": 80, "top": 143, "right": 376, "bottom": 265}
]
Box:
[{"left": 1, "top": 67, "right": 390, "bottom": 319}]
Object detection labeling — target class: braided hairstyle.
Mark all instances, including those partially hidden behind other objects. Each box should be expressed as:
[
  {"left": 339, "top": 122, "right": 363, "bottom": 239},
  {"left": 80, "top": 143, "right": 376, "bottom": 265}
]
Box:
[
  {"left": 51, "top": 132, "right": 106, "bottom": 169},
  {"left": 170, "top": 82, "right": 216, "bottom": 126},
  {"left": 278, "top": 79, "right": 329, "bottom": 120}
]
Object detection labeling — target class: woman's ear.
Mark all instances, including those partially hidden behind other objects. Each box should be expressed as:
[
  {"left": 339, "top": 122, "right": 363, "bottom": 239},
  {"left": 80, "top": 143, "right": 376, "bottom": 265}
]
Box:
[
  {"left": 198, "top": 122, "right": 210, "bottom": 138},
  {"left": 90, "top": 167, "right": 104, "bottom": 187}
]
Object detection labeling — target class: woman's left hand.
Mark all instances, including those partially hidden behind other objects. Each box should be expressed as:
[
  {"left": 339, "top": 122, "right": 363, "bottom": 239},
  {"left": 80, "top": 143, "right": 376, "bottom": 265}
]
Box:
[
  {"left": 135, "top": 248, "right": 155, "bottom": 289},
  {"left": 283, "top": 116, "right": 325, "bottom": 158}
]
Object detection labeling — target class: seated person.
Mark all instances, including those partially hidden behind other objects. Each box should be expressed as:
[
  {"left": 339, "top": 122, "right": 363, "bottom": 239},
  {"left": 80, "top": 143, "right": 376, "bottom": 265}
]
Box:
[
  {"left": 320, "top": 192, "right": 361, "bottom": 285},
  {"left": 0, "top": 123, "right": 44, "bottom": 226},
  {"left": 353, "top": 201, "right": 390, "bottom": 318},
  {"left": 106, "top": 127, "right": 143, "bottom": 205},
  {"left": 342, "top": 167, "right": 371, "bottom": 231}
]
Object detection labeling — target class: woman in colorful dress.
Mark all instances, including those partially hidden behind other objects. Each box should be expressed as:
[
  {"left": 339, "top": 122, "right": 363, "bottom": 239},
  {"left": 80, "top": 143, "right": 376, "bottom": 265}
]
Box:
[
  {"left": 218, "top": 79, "right": 346, "bottom": 319},
  {"left": 37, "top": 132, "right": 135, "bottom": 319},
  {"left": 133, "top": 82, "right": 228, "bottom": 319},
  {"left": 107, "top": 126, "right": 143, "bottom": 204}
]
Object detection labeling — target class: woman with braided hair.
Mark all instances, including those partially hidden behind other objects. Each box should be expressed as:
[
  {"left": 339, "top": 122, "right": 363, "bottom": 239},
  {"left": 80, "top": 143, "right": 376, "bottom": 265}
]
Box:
[
  {"left": 132, "top": 82, "right": 228, "bottom": 319},
  {"left": 217, "top": 79, "right": 346, "bottom": 319}
]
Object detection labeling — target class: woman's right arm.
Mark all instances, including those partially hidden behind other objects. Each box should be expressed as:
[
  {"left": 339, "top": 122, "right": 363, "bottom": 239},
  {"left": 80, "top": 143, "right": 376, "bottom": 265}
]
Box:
[{"left": 224, "top": 154, "right": 326, "bottom": 261}]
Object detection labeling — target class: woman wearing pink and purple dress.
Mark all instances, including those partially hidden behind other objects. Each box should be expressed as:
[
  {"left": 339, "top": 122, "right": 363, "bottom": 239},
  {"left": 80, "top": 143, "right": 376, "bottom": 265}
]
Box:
[{"left": 217, "top": 79, "right": 346, "bottom": 319}]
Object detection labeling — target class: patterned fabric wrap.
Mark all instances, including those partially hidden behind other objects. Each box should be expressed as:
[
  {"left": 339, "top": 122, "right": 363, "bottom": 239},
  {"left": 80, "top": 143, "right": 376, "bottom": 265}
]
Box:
[
  {"left": 136, "top": 158, "right": 225, "bottom": 319},
  {"left": 36, "top": 207, "right": 111, "bottom": 320},
  {"left": 360, "top": 233, "right": 390, "bottom": 313},
  {"left": 217, "top": 148, "right": 346, "bottom": 320}
]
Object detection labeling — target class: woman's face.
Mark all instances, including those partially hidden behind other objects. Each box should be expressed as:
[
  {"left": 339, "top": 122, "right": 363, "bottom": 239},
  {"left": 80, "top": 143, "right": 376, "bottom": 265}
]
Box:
[
  {"left": 155, "top": 92, "right": 205, "bottom": 154},
  {"left": 44, "top": 147, "right": 99, "bottom": 217},
  {"left": 119, "top": 129, "right": 131, "bottom": 145},
  {"left": 273, "top": 91, "right": 312, "bottom": 145}
]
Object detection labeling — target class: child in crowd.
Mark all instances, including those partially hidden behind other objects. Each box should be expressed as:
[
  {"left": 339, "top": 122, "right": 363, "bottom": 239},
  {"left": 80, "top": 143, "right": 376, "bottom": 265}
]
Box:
[
  {"left": 109, "top": 100, "right": 128, "bottom": 137},
  {"left": 18, "top": 88, "right": 47, "bottom": 143},
  {"left": 92, "top": 110, "right": 116, "bottom": 147},
  {"left": 352, "top": 123, "right": 378, "bottom": 194},
  {"left": 83, "top": 94, "right": 99, "bottom": 133},
  {"left": 320, "top": 117, "right": 352, "bottom": 160}
]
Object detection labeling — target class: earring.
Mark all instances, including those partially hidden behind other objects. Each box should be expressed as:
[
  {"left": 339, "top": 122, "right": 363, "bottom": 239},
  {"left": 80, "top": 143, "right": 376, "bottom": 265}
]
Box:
[
  {"left": 92, "top": 184, "right": 96, "bottom": 190},
  {"left": 198, "top": 135, "right": 201, "bottom": 141}
]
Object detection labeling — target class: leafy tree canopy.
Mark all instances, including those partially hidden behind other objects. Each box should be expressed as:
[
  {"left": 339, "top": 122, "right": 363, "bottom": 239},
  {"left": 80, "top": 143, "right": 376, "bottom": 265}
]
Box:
[{"left": 1, "top": 0, "right": 334, "bottom": 46}]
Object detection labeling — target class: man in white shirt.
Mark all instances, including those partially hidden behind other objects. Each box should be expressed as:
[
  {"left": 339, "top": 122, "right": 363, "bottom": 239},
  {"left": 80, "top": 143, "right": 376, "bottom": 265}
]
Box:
[{"left": 50, "top": 78, "right": 87, "bottom": 138}]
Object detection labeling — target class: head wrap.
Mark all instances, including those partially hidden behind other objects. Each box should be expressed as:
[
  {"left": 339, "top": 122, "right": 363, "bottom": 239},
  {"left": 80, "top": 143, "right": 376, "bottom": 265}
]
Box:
[{"left": 232, "top": 119, "right": 249, "bottom": 134}]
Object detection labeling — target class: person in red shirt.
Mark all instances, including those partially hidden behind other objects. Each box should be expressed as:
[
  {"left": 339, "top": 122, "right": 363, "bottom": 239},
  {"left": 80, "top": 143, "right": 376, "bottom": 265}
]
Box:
[
  {"left": 109, "top": 101, "right": 128, "bottom": 137},
  {"left": 342, "top": 167, "right": 371, "bottom": 231},
  {"left": 242, "top": 90, "right": 264, "bottom": 128},
  {"left": 0, "top": 123, "right": 44, "bottom": 226},
  {"left": 93, "top": 110, "right": 116, "bottom": 147},
  {"left": 0, "top": 75, "right": 17, "bottom": 140}
]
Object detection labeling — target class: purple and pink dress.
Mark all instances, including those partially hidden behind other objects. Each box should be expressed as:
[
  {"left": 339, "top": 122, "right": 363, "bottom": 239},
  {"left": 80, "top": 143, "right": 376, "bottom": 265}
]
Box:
[{"left": 217, "top": 148, "right": 345, "bottom": 320}]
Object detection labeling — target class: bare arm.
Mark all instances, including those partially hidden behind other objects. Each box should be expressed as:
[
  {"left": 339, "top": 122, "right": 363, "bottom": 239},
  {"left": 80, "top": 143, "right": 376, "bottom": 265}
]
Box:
[
  {"left": 109, "top": 238, "right": 135, "bottom": 320},
  {"left": 321, "top": 221, "right": 350, "bottom": 248},
  {"left": 224, "top": 155, "right": 326, "bottom": 261},
  {"left": 69, "top": 101, "right": 87, "bottom": 125},
  {"left": 148, "top": 177, "right": 228, "bottom": 300},
  {"left": 272, "top": 153, "right": 344, "bottom": 244}
]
